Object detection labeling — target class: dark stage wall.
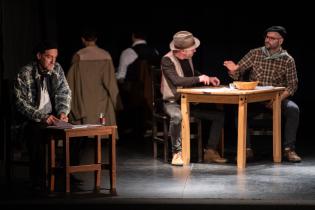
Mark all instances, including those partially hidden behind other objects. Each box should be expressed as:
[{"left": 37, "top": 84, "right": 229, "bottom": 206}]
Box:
[{"left": 1, "top": 1, "right": 314, "bottom": 139}]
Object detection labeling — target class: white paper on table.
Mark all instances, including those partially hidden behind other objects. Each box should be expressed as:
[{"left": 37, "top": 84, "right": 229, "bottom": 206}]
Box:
[
  {"left": 255, "top": 86, "right": 274, "bottom": 90},
  {"left": 193, "top": 87, "right": 232, "bottom": 93}
]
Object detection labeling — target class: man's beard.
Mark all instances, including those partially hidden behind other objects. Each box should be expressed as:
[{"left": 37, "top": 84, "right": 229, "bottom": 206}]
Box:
[
  {"left": 39, "top": 62, "right": 54, "bottom": 74},
  {"left": 265, "top": 42, "right": 271, "bottom": 49}
]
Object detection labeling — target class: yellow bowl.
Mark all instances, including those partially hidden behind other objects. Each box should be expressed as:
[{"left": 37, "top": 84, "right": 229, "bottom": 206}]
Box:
[{"left": 233, "top": 81, "right": 259, "bottom": 90}]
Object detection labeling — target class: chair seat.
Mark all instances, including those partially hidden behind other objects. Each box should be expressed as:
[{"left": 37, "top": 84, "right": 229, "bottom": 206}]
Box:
[
  {"left": 249, "top": 112, "right": 272, "bottom": 136},
  {"left": 152, "top": 107, "right": 203, "bottom": 163}
]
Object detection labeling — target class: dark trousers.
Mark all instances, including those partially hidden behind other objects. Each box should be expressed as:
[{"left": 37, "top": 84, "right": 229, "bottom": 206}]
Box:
[
  {"left": 236, "top": 99, "right": 299, "bottom": 150},
  {"left": 163, "top": 102, "right": 224, "bottom": 153},
  {"left": 24, "top": 122, "right": 47, "bottom": 188}
]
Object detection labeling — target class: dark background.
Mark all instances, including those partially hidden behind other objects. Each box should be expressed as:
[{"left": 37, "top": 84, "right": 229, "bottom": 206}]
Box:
[{"left": 1, "top": 0, "right": 314, "bottom": 144}]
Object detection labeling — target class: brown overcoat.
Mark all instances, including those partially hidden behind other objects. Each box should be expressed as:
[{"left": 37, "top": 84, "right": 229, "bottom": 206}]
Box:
[{"left": 67, "top": 46, "right": 122, "bottom": 132}]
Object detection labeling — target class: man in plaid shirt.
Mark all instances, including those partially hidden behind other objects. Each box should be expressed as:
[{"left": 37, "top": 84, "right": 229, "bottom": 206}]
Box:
[
  {"left": 14, "top": 40, "right": 72, "bottom": 189},
  {"left": 223, "top": 26, "right": 301, "bottom": 163}
]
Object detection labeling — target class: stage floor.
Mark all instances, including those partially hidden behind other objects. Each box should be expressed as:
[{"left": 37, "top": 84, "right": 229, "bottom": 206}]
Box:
[{"left": 1, "top": 135, "right": 315, "bottom": 209}]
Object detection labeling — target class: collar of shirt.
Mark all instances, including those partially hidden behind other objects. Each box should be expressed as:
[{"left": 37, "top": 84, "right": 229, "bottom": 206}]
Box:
[
  {"left": 261, "top": 47, "right": 289, "bottom": 60},
  {"left": 132, "top": 40, "right": 147, "bottom": 47}
]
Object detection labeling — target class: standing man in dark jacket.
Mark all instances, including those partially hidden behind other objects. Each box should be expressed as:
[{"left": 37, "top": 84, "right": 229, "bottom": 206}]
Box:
[{"left": 116, "top": 31, "right": 160, "bottom": 139}]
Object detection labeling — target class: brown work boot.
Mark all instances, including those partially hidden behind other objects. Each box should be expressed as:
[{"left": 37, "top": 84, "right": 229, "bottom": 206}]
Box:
[
  {"left": 283, "top": 148, "right": 301, "bottom": 163},
  {"left": 204, "top": 148, "right": 227, "bottom": 163},
  {"left": 171, "top": 152, "right": 184, "bottom": 166}
]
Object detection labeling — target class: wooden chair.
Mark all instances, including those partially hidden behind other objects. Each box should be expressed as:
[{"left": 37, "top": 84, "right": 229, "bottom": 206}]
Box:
[
  {"left": 238, "top": 71, "right": 273, "bottom": 137},
  {"left": 151, "top": 67, "right": 203, "bottom": 163},
  {"left": 216, "top": 110, "right": 272, "bottom": 158},
  {"left": 249, "top": 112, "right": 273, "bottom": 136},
  {"left": 4, "top": 79, "right": 31, "bottom": 183}
]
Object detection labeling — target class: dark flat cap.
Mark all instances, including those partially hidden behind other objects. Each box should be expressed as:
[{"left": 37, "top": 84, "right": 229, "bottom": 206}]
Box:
[{"left": 265, "top": 26, "right": 287, "bottom": 38}]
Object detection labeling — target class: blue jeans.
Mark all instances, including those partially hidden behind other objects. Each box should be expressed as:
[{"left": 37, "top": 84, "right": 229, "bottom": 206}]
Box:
[
  {"left": 164, "top": 102, "right": 224, "bottom": 153},
  {"left": 241, "top": 99, "right": 299, "bottom": 150}
]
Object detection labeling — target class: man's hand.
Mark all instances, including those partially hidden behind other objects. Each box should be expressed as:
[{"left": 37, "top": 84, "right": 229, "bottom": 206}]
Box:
[
  {"left": 199, "top": 75, "right": 210, "bottom": 85},
  {"left": 59, "top": 112, "right": 69, "bottom": 122},
  {"left": 42, "top": 115, "right": 59, "bottom": 125},
  {"left": 209, "top": 77, "right": 220, "bottom": 86},
  {"left": 223, "top": 60, "right": 239, "bottom": 73},
  {"left": 265, "top": 90, "right": 290, "bottom": 109},
  {"left": 199, "top": 75, "right": 220, "bottom": 86},
  {"left": 265, "top": 100, "right": 273, "bottom": 109}
]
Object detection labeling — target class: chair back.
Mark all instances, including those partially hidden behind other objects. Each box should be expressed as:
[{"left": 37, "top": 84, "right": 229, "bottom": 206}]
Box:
[
  {"left": 249, "top": 112, "right": 273, "bottom": 136},
  {"left": 151, "top": 66, "right": 164, "bottom": 114},
  {"left": 3, "top": 79, "right": 30, "bottom": 182},
  {"left": 150, "top": 67, "right": 203, "bottom": 162}
]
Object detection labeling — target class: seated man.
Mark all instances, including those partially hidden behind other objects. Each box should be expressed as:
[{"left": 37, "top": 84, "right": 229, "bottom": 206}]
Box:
[
  {"left": 13, "top": 40, "right": 72, "bottom": 189},
  {"left": 224, "top": 25, "right": 301, "bottom": 163},
  {"left": 161, "top": 31, "right": 227, "bottom": 166}
]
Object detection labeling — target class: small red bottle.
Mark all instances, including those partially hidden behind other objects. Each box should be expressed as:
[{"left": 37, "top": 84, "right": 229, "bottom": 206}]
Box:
[{"left": 99, "top": 113, "right": 106, "bottom": 125}]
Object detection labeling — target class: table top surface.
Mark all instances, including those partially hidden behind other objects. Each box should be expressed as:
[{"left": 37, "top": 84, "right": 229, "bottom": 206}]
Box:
[
  {"left": 46, "top": 124, "right": 117, "bottom": 131},
  {"left": 178, "top": 86, "right": 285, "bottom": 95}
]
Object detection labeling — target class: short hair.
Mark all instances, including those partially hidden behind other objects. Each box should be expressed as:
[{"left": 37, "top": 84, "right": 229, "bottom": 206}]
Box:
[
  {"left": 35, "top": 40, "right": 58, "bottom": 54},
  {"left": 132, "top": 31, "right": 147, "bottom": 40},
  {"left": 265, "top": 26, "right": 287, "bottom": 39},
  {"left": 81, "top": 30, "right": 98, "bottom": 41}
]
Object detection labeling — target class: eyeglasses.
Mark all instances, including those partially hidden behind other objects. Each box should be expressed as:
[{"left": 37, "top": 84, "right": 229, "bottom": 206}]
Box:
[{"left": 265, "top": 35, "right": 282, "bottom": 41}]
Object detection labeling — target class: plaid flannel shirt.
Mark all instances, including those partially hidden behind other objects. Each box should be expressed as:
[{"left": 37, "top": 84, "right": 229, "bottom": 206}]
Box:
[
  {"left": 229, "top": 47, "right": 298, "bottom": 96},
  {"left": 14, "top": 61, "right": 71, "bottom": 122}
]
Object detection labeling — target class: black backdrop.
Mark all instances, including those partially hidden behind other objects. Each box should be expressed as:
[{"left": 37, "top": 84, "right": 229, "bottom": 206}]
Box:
[{"left": 1, "top": 0, "right": 314, "bottom": 142}]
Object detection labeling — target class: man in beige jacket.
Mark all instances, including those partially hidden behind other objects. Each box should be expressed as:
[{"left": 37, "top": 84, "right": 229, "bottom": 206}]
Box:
[{"left": 67, "top": 30, "right": 122, "bottom": 129}]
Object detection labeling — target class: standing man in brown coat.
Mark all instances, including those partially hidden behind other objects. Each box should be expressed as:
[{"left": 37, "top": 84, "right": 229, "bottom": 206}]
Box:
[{"left": 67, "top": 30, "right": 122, "bottom": 129}]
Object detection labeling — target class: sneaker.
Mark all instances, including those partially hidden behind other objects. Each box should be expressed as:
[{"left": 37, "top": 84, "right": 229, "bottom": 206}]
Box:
[
  {"left": 204, "top": 148, "right": 227, "bottom": 163},
  {"left": 283, "top": 148, "right": 301, "bottom": 163},
  {"left": 171, "top": 152, "right": 184, "bottom": 166}
]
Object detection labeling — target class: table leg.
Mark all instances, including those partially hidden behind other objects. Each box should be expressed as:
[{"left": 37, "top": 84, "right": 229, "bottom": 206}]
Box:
[
  {"left": 273, "top": 92, "right": 282, "bottom": 163},
  {"left": 181, "top": 94, "right": 190, "bottom": 165},
  {"left": 65, "top": 137, "right": 70, "bottom": 193},
  {"left": 50, "top": 137, "right": 56, "bottom": 192},
  {"left": 110, "top": 128, "right": 117, "bottom": 195},
  {"left": 95, "top": 135, "right": 101, "bottom": 191},
  {"left": 237, "top": 96, "right": 247, "bottom": 169}
]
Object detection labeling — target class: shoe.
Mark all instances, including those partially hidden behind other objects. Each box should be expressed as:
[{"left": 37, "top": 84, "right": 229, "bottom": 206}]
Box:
[
  {"left": 171, "top": 152, "right": 184, "bottom": 166},
  {"left": 283, "top": 148, "right": 301, "bottom": 163},
  {"left": 204, "top": 148, "right": 227, "bottom": 163}
]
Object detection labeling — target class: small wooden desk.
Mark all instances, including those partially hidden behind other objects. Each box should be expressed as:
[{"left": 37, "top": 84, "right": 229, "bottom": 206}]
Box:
[
  {"left": 45, "top": 125, "right": 117, "bottom": 194},
  {"left": 177, "top": 86, "right": 285, "bottom": 169}
]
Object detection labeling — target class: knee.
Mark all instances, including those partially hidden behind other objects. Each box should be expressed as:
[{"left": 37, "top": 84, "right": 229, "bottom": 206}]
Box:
[
  {"left": 285, "top": 102, "right": 299, "bottom": 119},
  {"left": 171, "top": 113, "right": 182, "bottom": 125}
]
